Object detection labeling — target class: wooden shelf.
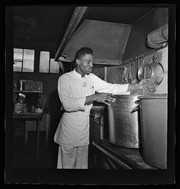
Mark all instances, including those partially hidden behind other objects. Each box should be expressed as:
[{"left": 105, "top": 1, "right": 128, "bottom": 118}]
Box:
[{"left": 13, "top": 90, "right": 43, "bottom": 93}]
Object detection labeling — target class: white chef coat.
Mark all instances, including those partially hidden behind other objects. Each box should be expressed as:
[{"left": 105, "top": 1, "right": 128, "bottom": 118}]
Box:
[{"left": 54, "top": 69, "right": 130, "bottom": 147}]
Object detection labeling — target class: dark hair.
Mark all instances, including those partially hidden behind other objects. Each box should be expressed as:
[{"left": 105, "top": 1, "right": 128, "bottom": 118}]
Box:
[{"left": 74, "top": 47, "right": 93, "bottom": 61}]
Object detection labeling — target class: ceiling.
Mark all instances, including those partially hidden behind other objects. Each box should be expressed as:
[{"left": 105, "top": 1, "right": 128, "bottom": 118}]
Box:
[{"left": 13, "top": 5, "right": 153, "bottom": 54}]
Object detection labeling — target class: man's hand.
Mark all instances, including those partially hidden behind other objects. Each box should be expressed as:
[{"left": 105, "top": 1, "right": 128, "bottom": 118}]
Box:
[
  {"left": 94, "top": 93, "right": 116, "bottom": 106},
  {"left": 138, "top": 79, "right": 149, "bottom": 89},
  {"left": 85, "top": 93, "right": 116, "bottom": 106},
  {"left": 127, "top": 79, "right": 149, "bottom": 92}
]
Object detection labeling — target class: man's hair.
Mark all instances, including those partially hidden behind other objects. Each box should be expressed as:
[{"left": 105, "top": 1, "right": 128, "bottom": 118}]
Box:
[{"left": 74, "top": 47, "right": 93, "bottom": 61}]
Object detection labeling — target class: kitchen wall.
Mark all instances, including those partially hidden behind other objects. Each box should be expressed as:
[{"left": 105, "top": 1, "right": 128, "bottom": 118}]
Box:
[
  {"left": 106, "top": 7, "right": 168, "bottom": 94},
  {"left": 123, "top": 7, "right": 168, "bottom": 61}
]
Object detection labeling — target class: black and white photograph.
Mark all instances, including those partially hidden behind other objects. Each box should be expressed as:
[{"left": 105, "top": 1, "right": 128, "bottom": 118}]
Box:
[{"left": 5, "top": 3, "right": 176, "bottom": 185}]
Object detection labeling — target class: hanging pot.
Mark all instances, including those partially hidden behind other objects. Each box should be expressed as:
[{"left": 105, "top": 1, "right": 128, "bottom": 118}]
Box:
[
  {"left": 138, "top": 54, "right": 164, "bottom": 86},
  {"left": 121, "top": 66, "right": 129, "bottom": 84},
  {"left": 149, "top": 58, "right": 164, "bottom": 86},
  {"left": 138, "top": 56, "right": 152, "bottom": 81}
]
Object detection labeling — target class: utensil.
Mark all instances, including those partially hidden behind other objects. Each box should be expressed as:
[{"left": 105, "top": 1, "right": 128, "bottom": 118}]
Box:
[
  {"left": 148, "top": 52, "right": 164, "bottom": 86},
  {"left": 129, "top": 61, "right": 132, "bottom": 84},
  {"left": 138, "top": 56, "right": 152, "bottom": 81}
]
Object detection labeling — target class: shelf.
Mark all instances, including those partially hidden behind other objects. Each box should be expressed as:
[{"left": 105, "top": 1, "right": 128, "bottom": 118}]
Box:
[
  {"left": 13, "top": 90, "right": 43, "bottom": 93},
  {"left": 13, "top": 112, "right": 43, "bottom": 119}
]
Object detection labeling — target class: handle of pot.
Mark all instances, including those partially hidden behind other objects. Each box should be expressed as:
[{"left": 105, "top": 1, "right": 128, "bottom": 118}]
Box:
[
  {"left": 131, "top": 100, "right": 139, "bottom": 113},
  {"left": 148, "top": 83, "right": 156, "bottom": 92}
]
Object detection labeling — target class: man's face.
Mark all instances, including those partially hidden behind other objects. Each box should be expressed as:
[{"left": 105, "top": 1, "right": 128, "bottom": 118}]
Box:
[{"left": 76, "top": 54, "right": 93, "bottom": 75}]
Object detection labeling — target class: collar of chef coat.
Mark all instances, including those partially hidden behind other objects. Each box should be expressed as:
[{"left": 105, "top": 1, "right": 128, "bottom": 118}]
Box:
[{"left": 73, "top": 69, "right": 87, "bottom": 79}]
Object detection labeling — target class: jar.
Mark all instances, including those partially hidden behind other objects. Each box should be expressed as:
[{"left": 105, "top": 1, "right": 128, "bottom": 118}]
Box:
[{"left": 14, "top": 102, "right": 23, "bottom": 113}]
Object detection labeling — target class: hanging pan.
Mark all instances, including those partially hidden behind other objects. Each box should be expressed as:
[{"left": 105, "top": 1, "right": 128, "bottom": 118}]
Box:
[
  {"left": 138, "top": 52, "right": 164, "bottom": 86},
  {"left": 138, "top": 55, "right": 152, "bottom": 81}
]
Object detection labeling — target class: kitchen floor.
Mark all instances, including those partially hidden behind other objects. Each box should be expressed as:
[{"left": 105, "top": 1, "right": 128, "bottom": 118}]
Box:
[
  {"left": 12, "top": 131, "right": 95, "bottom": 169},
  {"left": 12, "top": 131, "right": 58, "bottom": 169}
]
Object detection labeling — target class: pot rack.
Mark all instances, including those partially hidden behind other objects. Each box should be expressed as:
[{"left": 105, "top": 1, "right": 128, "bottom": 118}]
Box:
[{"left": 121, "top": 42, "right": 168, "bottom": 68}]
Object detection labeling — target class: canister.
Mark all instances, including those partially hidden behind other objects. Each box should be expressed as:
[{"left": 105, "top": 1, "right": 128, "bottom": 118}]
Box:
[
  {"left": 138, "top": 94, "right": 167, "bottom": 169},
  {"left": 108, "top": 95, "right": 140, "bottom": 148}
]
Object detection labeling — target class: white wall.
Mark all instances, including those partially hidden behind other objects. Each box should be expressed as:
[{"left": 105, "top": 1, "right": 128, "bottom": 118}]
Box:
[{"left": 155, "top": 46, "right": 168, "bottom": 94}]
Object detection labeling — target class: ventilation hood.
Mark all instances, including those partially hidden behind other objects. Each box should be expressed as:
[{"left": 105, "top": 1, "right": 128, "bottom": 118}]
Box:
[{"left": 57, "top": 19, "right": 131, "bottom": 65}]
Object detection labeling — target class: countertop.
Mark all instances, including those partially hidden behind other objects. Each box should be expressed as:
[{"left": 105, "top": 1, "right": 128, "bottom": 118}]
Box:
[{"left": 92, "top": 139, "right": 156, "bottom": 169}]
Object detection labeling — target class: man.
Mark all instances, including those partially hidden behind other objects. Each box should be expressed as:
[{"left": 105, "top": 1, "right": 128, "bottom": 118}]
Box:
[{"left": 54, "top": 47, "right": 145, "bottom": 169}]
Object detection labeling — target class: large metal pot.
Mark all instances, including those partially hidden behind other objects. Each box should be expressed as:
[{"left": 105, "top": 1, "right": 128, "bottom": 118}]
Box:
[
  {"left": 138, "top": 94, "right": 168, "bottom": 169},
  {"left": 107, "top": 95, "right": 139, "bottom": 148}
]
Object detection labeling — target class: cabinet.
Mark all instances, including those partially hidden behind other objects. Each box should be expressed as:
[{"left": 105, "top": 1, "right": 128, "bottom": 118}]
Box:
[{"left": 13, "top": 89, "right": 44, "bottom": 116}]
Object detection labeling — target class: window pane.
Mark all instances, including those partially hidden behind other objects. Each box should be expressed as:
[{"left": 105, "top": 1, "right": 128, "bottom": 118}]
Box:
[
  {"left": 50, "top": 58, "right": 59, "bottom": 73},
  {"left": 13, "top": 48, "right": 23, "bottom": 72},
  {"left": 23, "top": 49, "right": 35, "bottom": 72},
  {"left": 39, "top": 51, "right": 50, "bottom": 73},
  {"left": 13, "top": 61, "right": 22, "bottom": 72},
  {"left": 14, "top": 48, "right": 23, "bottom": 61}
]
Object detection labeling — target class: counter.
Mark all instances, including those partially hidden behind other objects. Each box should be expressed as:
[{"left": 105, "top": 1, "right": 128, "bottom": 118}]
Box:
[{"left": 90, "top": 139, "right": 156, "bottom": 169}]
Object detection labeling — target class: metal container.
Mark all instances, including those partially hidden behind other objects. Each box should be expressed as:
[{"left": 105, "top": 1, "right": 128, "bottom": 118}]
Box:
[
  {"left": 138, "top": 94, "right": 167, "bottom": 169},
  {"left": 108, "top": 95, "right": 139, "bottom": 148},
  {"left": 146, "top": 24, "right": 168, "bottom": 49},
  {"left": 138, "top": 57, "right": 164, "bottom": 87}
]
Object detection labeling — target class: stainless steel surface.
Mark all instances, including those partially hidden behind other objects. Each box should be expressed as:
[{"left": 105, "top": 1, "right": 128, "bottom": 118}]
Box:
[
  {"left": 138, "top": 56, "right": 164, "bottom": 87},
  {"left": 90, "top": 105, "right": 104, "bottom": 119},
  {"left": 108, "top": 95, "right": 139, "bottom": 148},
  {"left": 149, "top": 60, "right": 164, "bottom": 86},
  {"left": 138, "top": 94, "right": 167, "bottom": 169},
  {"left": 61, "top": 20, "right": 131, "bottom": 64},
  {"left": 138, "top": 63, "right": 152, "bottom": 80}
]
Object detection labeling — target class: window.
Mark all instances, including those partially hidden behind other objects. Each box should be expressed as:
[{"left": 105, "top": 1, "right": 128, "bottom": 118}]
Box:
[
  {"left": 39, "top": 51, "right": 60, "bottom": 73},
  {"left": 13, "top": 48, "right": 35, "bottom": 72},
  {"left": 39, "top": 51, "right": 50, "bottom": 73},
  {"left": 13, "top": 48, "right": 23, "bottom": 72},
  {"left": 13, "top": 48, "right": 61, "bottom": 73}
]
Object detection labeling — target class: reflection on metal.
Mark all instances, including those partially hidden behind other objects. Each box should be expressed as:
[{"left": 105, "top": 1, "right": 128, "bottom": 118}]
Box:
[
  {"left": 146, "top": 24, "right": 168, "bottom": 49},
  {"left": 55, "top": 6, "right": 88, "bottom": 61},
  {"left": 108, "top": 95, "right": 140, "bottom": 149}
]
